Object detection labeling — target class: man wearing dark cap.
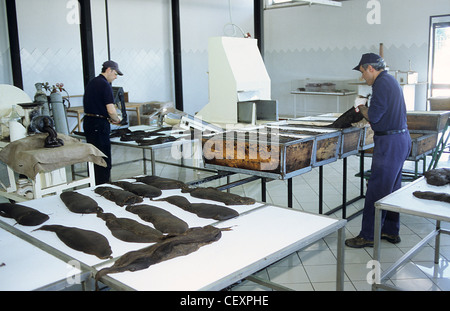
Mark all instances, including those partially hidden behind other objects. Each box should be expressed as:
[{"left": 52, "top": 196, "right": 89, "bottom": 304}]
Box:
[
  {"left": 83, "top": 60, "right": 124, "bottom": 185},
  {"left": 345, "top": 53, "right": 411, "bottom": 248}
]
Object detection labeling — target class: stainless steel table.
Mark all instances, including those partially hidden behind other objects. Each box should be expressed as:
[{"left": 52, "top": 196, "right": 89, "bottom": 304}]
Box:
[
  {"left": 373, "top": 176, "right": 450, "bottom": 291},
  {"left": 0, "top": 183, "right": 346, "bottom": 291},
  {"left": 108, "top": 125, "right": 201, "bottom": 175}
]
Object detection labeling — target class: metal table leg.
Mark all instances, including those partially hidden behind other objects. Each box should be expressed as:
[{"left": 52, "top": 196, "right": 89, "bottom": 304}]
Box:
[
  {"left": 150, "top": 149, "right": 155, "bottom": 175},
  {"left": 261, "top": 177, "right": 267, "bottom": 203},
  {"left": 288, "top": 178, "right": 293, "bottom": 208},
  {"left": 372, "top": 206, "right": 382, "bottom": 290},
  {"left": 336, "top": 226, "right": 346, "bottom": 291}
]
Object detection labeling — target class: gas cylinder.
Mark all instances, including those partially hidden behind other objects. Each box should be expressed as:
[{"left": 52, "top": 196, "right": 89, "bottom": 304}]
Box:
[
  {"left": 50, "top": 88, "right": 69, "bottom": 135},
  {"left": 34, "top": 83, "right": 50, "bottom": 116}
]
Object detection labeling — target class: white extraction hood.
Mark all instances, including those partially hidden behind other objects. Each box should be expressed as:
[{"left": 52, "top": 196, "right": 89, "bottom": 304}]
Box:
[{"left": 197, "top": 37, "right": 273, "bottom": 125}]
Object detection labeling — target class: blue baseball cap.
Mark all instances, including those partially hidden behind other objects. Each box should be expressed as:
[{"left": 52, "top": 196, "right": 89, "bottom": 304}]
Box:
[
  {"left": 353, "top": 53, "right": 384, "bottom": 71},
  {"left": 102, "top": 60, "right": 123, "bottom": 75}
]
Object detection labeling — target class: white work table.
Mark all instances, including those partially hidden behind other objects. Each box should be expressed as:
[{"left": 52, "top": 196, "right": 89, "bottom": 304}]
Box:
[
  {"left": 73, "top": 125, "right": 204, "bottom": 176},
  {"left": 0, "top": 227, "right": 84, "bottom": 291},
  {"left": 99, "top": 204, "right": 345, "bottom": 291},
  {"left": 373, "top": 176, "right": 450, "bottom": 291},
  {"left": 0, "top": 182, "right": 346, "bottom": 291}
]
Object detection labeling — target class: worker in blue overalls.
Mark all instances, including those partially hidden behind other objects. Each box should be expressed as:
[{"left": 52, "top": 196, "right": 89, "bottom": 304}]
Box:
[{"left": 345, "top": 53, "right": 411, "bottom": 248}]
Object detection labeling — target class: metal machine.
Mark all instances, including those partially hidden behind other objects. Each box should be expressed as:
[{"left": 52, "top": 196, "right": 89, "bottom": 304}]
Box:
[
  {"left": 196, "top": 37, "right": 278, "bottom": 125},
  {"left": 112, "top": 86, "right": 128, "bottom": 127}
]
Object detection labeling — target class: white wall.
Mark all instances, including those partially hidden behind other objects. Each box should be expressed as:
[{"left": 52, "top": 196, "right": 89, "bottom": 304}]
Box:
[
  {"left": 180, "top": 0, "right": 254, "bottom": 115},
  {"left": 2, "top": 0, "right": 446, "bottom": 117},
  {"left": 0, "top": 0, "right": 254, "bottom": 116},
  {"left": 264, "top": 0, "right": 450, "bottom": 116},
  {"left": 0, "top": 1, "right": 12, "bottom": 85},
  {"left": 14, "top": 0, "right": 84, "bottom": 99},
  {"left": 91, "top": 0, "right": 174, "bottom": 103}
]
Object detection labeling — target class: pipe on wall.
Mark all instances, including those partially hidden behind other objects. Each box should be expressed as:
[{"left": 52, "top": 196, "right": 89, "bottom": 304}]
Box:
[
  {"left": 171, "top": 0, "right": 184, "bottom": 111},
  {"left": 79, "top": 0, "right": 96, "bottom": 88},
  {"left": 5, "top": 0, "right": 23, "bottom": 90}
]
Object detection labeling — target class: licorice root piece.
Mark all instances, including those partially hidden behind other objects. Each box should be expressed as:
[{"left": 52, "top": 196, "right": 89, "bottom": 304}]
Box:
[
  {"left": 413, "top": 191, "right": 450, "bottom": 204},
  {"left": 182, "top": 187, "right": 256, "bottom": 205},
  {"left": 125, "top": 204, "right": 188, "bottom": 234},
  {"left": 111, "top": 181, "right": 162, "bottom": 199},
  {"left": 155, "top": 195, "right": 239, "bottom": 221},
  {"left": 0, "top": 203, "right": 49, "bottom": 226},
  {"left": 94, "top": 225, "right": 227, "bottom": 290},
  {"left": 60, "top": 191, "right": 103, "bottom": 214},
  {"left": 94, "top": 186, "right": 143, "bottom": 206},
  {"left": 325, "top": 106, "right": 364, "bottom": 129},
  {"left": 96, "top": 211, "right": 163, "bottom": 243},
  {"left": 423, "top": 168, "right": 450, "bottom": 186},
  {"left": 154, "top": 195, "right": 191, "bottom": 209},
  {"left": 188, "top": 203, "right": 239, "bottom": 221},
  {"left": 34, "top": 224, "right": 113, "bottom": 259},
  {"left": 134, "top": 176, "right": 188, "bottom": 190},
  {"left": 136, "top": 136, "right": 177, "bottom": 146}
]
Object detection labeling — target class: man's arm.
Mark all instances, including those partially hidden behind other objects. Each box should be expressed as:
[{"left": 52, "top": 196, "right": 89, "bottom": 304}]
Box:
[
  {"left": 358, "top": 105, "right": 370, "bottom": 121},
  {"left": 106, "top": 103, "right": 122, "bottom": 124},
  {"left": 354, "top": 97, "right": 370, "bottom": 122}
]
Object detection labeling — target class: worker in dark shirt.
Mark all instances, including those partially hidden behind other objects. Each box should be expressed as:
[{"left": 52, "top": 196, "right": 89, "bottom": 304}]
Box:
[
  {"left": 83, "top": 60, "right": 123, "bottom": 185},
  {"left": 345, "top": 53, "right": 411, "bottom": 248}
]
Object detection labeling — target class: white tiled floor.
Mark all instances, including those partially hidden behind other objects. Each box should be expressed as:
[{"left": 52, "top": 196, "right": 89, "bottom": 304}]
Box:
[{"left": 109, "top": 144, "right": 450, "bottom": 291}]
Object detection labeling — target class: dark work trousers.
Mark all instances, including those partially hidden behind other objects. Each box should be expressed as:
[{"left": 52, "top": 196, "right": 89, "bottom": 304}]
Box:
[
  {"left": 360, "top": 131, "right": 411, "bottom": 241},
  {"left": 83, "top": 116, "right": 111, "bottom": 185}
]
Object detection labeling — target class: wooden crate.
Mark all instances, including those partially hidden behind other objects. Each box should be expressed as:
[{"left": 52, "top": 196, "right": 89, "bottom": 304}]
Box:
[
  {"left": 409, "top": 131, "right": 438, "bottom": 160},
  {"left": 202, "top": 129, "right": 315, "bottom": 179},
  {"left": 359, "top": 126, "right": 374, "bottom": 151},
  {"left": 339, "top": 127, "right": 362, "bottom": 158},
  {"left": 266, "top": 126, "right": 341, "bottom": 167},
  {"left": 429, "top": 97, "right": 450, "bottom": 111},
  {"left": 364, "top": 130, "right": 437, "bottom": 160},
  {"left": 269, "top": 121, "right": 362, "bottom": 159},
  {"left": 407, "top": 111, "right": 450, "bottom": 133},
  {"left": 313, "top": 131, "right": 341, "bottom": 167}
]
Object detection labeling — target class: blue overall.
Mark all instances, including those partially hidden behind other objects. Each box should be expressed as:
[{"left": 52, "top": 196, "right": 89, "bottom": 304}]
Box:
[
  {"left": 359, "top": 71, "right": 412, "bottom": 241},
  {"left": 83, "top": 75, "right": 114, "bottom": 185}
]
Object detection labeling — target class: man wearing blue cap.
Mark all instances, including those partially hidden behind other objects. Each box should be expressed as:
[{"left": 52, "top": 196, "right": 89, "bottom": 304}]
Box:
[
  {"left": 83, "top": 60, "right": 124, "bottom": 185},
  {"left": 345, "top": 53, "right": 411, "bottom": 248}
]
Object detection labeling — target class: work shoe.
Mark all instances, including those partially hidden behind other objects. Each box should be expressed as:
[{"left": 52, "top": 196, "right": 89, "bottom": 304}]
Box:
[
  {"left": 381, "top": 233, "right": 401, "bottom": 244},
  {"left": 345, "top": 235, "right": 374, "bottom": 248}
]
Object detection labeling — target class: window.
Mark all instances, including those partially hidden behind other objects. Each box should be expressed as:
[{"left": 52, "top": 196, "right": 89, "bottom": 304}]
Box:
[{"left": 428, "top": 15, "right": 450, "bottom": 100}]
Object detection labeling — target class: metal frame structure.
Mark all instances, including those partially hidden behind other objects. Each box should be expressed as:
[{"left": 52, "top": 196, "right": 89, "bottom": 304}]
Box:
[{"left": 373, "top": 177, "right": 450, "bottom": 291}]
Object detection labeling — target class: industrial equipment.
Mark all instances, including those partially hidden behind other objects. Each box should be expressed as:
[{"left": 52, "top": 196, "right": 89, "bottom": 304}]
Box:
[
  {"left": 112, "top": 86, "right": 128, "bottom": 127},
  {"left": 197, "top": 37, "right": 278, "bottom": 125}
]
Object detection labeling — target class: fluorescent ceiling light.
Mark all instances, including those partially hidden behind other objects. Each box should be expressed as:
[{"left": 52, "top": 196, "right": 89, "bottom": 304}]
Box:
[{"left": 267, "top": 0, "right": 343, "bottom": 8}]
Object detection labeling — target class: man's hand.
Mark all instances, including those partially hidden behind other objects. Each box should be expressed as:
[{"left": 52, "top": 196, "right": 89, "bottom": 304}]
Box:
[
  {"left": 109, "top": 115, "right": 122, "bottom": 125},
  {"left": 106, "top": 103, "right": 122, "bottom": 125},
  {"left": 354, "top": 97, "right": 368, "bottom": 112}
]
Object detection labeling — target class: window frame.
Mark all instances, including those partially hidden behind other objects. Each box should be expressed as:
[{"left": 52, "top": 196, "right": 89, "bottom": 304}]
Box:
[{"left": 427, "top": 14, "right": 450, "bottom": 108}]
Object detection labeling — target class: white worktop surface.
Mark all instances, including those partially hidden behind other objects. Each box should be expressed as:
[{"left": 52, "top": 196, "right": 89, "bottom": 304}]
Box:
[
  {"left": 0, "top": 229, "right": 82, "bottom": 291},
  {"left": 375, "top": 176, "right": 450, "bottom": 222},
  {"left": 0, "top": 181, "right": 344, "bottom": 291}
]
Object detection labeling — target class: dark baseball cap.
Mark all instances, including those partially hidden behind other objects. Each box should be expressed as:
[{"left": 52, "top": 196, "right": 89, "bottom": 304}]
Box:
[
  {"left": 353, "top": 53, "right": 383, "bottom": 71},
  {"left": 103, "top": 60, "right": 123, "bottom": 75}
]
